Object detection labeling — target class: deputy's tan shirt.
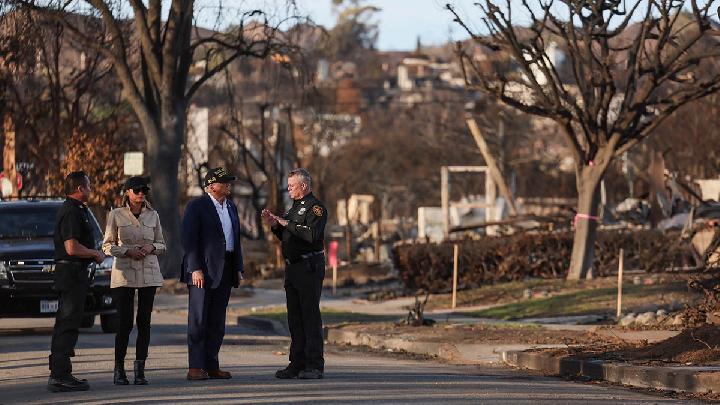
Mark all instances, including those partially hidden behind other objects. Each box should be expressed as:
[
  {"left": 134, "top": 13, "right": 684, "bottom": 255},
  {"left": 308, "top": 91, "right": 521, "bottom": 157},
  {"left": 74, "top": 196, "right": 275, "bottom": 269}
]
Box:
[{"left": 102, "top": 205, "right": 165, "bottom": 288}]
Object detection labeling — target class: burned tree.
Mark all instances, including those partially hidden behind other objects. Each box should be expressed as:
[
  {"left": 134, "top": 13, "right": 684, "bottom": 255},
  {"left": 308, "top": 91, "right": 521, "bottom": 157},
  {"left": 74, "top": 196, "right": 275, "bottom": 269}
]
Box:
[
  {"left": 13, "top": 0, "right": 299, "bottom": 276},
  {"left": 448, "top": 0, "right": 720, "bottom": 279},
  {"left": 0, "top": 9, "right": 133, "bottom": 205}
]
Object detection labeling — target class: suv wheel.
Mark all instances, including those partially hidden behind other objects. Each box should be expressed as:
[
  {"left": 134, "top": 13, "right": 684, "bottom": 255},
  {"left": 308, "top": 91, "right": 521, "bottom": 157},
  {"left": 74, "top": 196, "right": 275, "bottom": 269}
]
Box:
[
  {"left": 81, "top": 315, "right": 96, "bottom": 328},
  {"left": 101, "top": 313, "right": 119, "bottom": 333}
]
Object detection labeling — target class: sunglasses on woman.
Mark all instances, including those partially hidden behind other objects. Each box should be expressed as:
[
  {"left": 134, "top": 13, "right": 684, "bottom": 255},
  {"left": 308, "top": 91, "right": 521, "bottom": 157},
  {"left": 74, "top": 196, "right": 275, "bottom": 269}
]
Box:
[{"left": 132, "top": 187, "right": 150, "bottom": 194}]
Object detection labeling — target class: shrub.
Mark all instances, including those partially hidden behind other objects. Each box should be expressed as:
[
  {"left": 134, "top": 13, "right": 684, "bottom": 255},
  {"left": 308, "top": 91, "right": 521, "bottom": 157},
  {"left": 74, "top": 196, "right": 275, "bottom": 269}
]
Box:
[{"left": 392, "top": 230, "right": 692, "bottom": 292}]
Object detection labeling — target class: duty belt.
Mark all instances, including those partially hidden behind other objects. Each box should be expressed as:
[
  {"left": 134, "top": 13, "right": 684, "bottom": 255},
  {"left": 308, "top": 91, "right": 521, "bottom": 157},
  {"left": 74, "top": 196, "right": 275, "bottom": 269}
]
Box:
[
  {"left": 55, "top": 260, "right": 89, "bottom": 266},
  {"left": 285, "top": 251, "right": 324, "bottom": 265}
]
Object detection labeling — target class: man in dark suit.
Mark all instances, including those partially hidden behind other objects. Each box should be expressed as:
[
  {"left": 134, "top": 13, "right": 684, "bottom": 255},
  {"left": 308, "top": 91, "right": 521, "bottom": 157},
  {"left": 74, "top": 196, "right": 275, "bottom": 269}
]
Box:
[{"left": 181, "top": 167, "right": 244, "bottom": 381}]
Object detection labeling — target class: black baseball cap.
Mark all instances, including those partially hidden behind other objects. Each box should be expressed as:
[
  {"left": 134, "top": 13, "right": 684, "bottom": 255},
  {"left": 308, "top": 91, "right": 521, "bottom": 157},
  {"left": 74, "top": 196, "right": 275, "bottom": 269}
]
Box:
[
  {"left": 124, "top": 176, "right": 150, "bottom": 192},
  {"left": 204, "top": 167, "right": 236, "bottom": 187}
]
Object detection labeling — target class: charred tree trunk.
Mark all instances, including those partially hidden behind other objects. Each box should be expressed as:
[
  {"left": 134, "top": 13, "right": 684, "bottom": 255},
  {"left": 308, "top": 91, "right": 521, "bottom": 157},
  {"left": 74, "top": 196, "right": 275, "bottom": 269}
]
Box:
[
  {"left": 567, "top": 160, "right": 608, "bottom": 280},
  {"left": 145, "top": 105, "right": 186, "bottom": 277},
  {"left": 252, "top": 189, "right": 265, "bottom": 240}
]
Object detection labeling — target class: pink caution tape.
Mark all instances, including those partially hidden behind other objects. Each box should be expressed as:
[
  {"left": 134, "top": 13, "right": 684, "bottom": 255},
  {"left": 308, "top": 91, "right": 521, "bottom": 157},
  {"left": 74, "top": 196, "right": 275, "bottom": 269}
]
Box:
[{"left": 573, "top": 213, "right": 600, "bottom": 228}]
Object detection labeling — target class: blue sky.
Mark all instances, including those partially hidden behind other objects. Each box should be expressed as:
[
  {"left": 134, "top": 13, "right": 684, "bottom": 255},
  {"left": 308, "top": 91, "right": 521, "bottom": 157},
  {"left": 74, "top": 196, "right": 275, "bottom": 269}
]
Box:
[
  {"left": 120, "top": 0, "right": 479, "bottom": 50},
  {"left": 290, "top": 1, "right": 698, "bottom": 50},
  {"left": 293, "top": 0, "right": 470, "bottom": 50}
]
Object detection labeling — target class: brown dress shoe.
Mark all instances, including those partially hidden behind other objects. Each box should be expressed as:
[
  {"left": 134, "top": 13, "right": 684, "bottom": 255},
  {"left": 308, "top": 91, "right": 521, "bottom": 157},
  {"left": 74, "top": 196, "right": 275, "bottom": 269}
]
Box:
[
  {"left": 187, "top": 368, "right": 209, "bottom": 380},
  {"left": 207, "top": 369, "right": 232, "bottom": 379}
]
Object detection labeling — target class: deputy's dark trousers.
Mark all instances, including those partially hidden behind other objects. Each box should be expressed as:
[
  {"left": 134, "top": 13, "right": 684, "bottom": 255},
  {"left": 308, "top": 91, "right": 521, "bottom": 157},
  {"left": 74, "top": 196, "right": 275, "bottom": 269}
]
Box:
[
  {"left": 49, "top": 263, "right": 89, "bottom": 378},
  {"left": 112, "top": 286, "right": 157, "bottom": 363},
  {"left": 187, "top": 260, "right": 233, "bottom": 371},
  {"left": 284, "top": 254, "right": 325, "bottom": 372}
]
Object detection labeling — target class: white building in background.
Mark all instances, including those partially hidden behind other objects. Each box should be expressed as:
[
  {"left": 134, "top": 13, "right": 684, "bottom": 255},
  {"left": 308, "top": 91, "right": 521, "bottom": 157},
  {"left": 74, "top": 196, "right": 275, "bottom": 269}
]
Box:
[
  {"left": 316, "top": 58, "right": 329, "bottom": 82},
  {"left": 337, "top": 194, "right": 375, "bottom": 226},
  {"left": 417, "top": 207, "right": 445, "bottom": 242},
  {"left": 526, "top": 41, "right": 565, "bottom": 86},
  {"left": 696, "top": 178, "right": 720, "bottom": 201}
]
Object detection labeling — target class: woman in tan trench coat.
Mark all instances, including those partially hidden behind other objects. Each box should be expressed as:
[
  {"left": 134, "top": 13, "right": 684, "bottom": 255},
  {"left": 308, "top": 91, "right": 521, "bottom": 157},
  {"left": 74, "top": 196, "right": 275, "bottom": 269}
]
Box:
[{"left": 102, "top": 176, "right": 165, "bottom": 385}]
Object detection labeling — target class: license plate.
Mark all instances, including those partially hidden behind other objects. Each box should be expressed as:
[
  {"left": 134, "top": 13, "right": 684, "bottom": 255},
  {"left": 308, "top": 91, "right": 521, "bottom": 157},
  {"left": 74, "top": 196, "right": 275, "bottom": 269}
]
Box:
[{"left": 40, "top": 300, "right": 59, "bottom": 313}]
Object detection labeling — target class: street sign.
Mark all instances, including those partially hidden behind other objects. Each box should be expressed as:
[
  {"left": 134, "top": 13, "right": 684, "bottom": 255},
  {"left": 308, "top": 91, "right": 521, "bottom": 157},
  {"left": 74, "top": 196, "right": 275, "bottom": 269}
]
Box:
[{"left": 124, "top": 152, "right": 144, "bottom": 176}]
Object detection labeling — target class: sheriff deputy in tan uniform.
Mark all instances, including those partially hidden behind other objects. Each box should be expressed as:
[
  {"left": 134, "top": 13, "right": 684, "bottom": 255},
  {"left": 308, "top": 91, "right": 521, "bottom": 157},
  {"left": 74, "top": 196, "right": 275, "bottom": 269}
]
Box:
[{"left": 102, "top": 176, "right": 165, "bottom": 386}]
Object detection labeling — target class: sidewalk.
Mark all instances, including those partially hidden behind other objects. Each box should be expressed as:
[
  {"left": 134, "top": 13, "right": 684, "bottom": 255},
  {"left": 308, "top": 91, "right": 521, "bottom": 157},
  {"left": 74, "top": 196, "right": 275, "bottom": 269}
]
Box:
[
  {"left": 153, "top": 288, "right": 286, "bottom": 313},
  {"left": 155, "top": 287, "right": 538, "bottom": 326},
  {"left": 325, "top": 323, "right": 679, "bottom": 365},
  {"left": 326, "top": 326, "right": 567, "bottom": 364},
  {"left": 325, "top": 323, "right": 720, "bottom": 395},
  {"left": 501, "top": 349, "right": 720, "bottom": 394},
  {"left": 320, "top": 295, "right": 498, "bottom": 316}
]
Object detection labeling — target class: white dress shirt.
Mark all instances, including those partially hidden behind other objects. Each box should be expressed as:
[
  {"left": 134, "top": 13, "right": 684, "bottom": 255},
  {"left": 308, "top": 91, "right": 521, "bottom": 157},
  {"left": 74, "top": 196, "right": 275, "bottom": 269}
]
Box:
[{"left": 209, "top": 194, "right": 235, "bottom": 252}]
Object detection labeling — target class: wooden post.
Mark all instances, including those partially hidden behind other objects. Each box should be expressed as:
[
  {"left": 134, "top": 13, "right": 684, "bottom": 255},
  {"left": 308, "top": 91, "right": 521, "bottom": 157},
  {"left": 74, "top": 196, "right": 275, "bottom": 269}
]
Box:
[
  {"left": 374, "top": 197, "right": 382, "bottom": 261},
  {"left": 373, "top": 222, "right": 381, "bottom": 262},
  {"left": 345, "top": 226, "right": 352, "bottom": 263},
  {"left": 332, "top": 265, "right": 337, "bottom": 296},
  {"left": 451, "top": 244, "right": 459, "bottom": 309},
  {"left": 441, "top": 166, "right": 449, "bottom": 238},
  {"left": 466, "top": 118, "right": 517, "bottom": 216},
  {"left": 485, "top": 171, "right": 497, "bottom": 236},
  {"left": 328, "top": 240, "right": 339, "bottom": 296},
  {"left": 485, "top": 173, "right": 496, "bottom": 222},
  {"left": 617, "top": 248, "right": 624, "bottom": 318},
  {"left": 344, "top": 196, "right": 353, "bottom": 263}
]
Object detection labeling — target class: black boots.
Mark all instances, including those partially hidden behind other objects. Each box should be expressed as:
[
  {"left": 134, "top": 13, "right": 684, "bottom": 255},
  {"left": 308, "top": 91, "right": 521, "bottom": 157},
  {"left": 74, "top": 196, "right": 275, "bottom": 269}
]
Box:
[
  {"left": 133, "top": 360, "right": 148, "bottom": 385},
  {"left": 48, "top": 374, "right": 90, "bottom": 392},
  {"left": 115, "top": 361, "right": 148, "bottom": 385},
  {"left": 113, "top": 362, "right": 129, "bottom": 385}
]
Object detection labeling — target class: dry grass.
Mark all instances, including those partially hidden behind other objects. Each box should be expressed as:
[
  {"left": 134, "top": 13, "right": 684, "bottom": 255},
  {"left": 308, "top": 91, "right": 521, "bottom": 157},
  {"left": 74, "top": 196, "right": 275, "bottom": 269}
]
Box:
[{"left": 425, "top": 274, "right": 700, "bottom": 320}]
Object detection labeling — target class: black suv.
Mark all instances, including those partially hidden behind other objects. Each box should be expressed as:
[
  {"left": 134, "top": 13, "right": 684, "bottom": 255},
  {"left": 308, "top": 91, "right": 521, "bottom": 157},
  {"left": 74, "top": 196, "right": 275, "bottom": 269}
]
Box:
[{"left": 0, "top": 199, "right": 118, "bottom": 332}]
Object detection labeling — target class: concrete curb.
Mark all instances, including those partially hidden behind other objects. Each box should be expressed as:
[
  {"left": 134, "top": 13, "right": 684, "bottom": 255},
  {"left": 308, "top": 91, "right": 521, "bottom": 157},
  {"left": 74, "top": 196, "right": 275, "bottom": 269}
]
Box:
[
  {"left": 236, "top": 316, "right": 288, "bottom": 336},
  {"left": 326, "top": 328, "right": 463, "bottom": 361},
  {"left": 501, "top": 350, "right": 720, "bottom": 394}
]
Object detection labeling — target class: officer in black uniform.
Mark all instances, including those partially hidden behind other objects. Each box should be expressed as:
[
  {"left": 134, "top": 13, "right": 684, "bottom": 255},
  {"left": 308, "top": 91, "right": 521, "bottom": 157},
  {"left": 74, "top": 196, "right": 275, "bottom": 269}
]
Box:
[
  {"left": 262, "top": 168, "right": 327, "bottom": 379},
  {"left": 48, "top": 171, "right": 105, "bottom": 392}
]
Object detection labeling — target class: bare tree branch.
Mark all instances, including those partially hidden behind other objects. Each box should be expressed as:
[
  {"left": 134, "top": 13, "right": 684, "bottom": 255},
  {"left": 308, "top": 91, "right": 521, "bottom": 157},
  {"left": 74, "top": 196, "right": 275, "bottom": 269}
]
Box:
[{"left": 448, "top": 0, "right": 720, "bottom": 279}]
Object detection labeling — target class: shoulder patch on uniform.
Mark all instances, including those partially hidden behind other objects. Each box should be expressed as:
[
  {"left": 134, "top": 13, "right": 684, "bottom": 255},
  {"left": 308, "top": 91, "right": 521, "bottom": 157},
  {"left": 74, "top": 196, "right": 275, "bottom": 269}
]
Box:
[{"left": 313, "top": 205, "right": 324, "bottom": 216}]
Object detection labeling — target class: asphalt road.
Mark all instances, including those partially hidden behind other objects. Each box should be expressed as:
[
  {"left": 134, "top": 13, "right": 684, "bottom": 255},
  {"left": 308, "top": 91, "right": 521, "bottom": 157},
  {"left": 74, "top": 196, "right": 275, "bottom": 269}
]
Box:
[{"left": 0, "top": 307, "right": 699, "bottom": 404}]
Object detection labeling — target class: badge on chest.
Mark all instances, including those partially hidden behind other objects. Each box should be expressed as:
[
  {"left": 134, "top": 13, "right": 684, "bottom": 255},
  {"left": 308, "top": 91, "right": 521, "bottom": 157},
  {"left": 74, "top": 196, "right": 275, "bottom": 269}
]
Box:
[{"left": 297, "top": 207, "right": 307, "bottom": 215}]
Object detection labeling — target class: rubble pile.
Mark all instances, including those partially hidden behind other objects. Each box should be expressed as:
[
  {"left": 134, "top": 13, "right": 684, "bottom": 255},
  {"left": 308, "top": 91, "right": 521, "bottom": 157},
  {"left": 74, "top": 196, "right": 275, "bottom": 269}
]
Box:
[
  {"left": 680, "top": 222, "right": 720, "bottom": 326},
  {"left": 619, "top": 309, "right": 685, "bottom": 327},
  {"left": 683, "top": 269, "right": 720, "bottom": 326},
  {"left": 616, "top": 325, "right": 720, "bottom": 365}
]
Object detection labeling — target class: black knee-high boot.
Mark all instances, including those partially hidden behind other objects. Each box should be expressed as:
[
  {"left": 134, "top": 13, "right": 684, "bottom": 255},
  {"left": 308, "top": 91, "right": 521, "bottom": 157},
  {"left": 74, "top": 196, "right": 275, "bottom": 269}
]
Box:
[
  {"left": 133, "top": 360, "right": 148, "bottom": 385},
  {"left": 114, "top": 361, "right": 129, "bottom": 385}
]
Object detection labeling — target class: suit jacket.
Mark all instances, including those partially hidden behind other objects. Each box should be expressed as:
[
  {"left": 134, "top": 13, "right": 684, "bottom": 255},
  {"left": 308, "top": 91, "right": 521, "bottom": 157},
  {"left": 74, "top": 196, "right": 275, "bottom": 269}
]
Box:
[{"left": 180, "top": 194, "right": 244, "bottom": 289}]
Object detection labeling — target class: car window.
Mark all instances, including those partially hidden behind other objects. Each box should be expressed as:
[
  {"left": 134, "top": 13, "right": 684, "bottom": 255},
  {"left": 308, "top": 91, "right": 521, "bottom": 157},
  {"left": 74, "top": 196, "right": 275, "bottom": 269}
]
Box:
[
  {"left": 0, "top": 207, "right": 58, "bottom": 239},
  {"left": 0, "top": 204, "right": 104, "bottom": 244}
]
